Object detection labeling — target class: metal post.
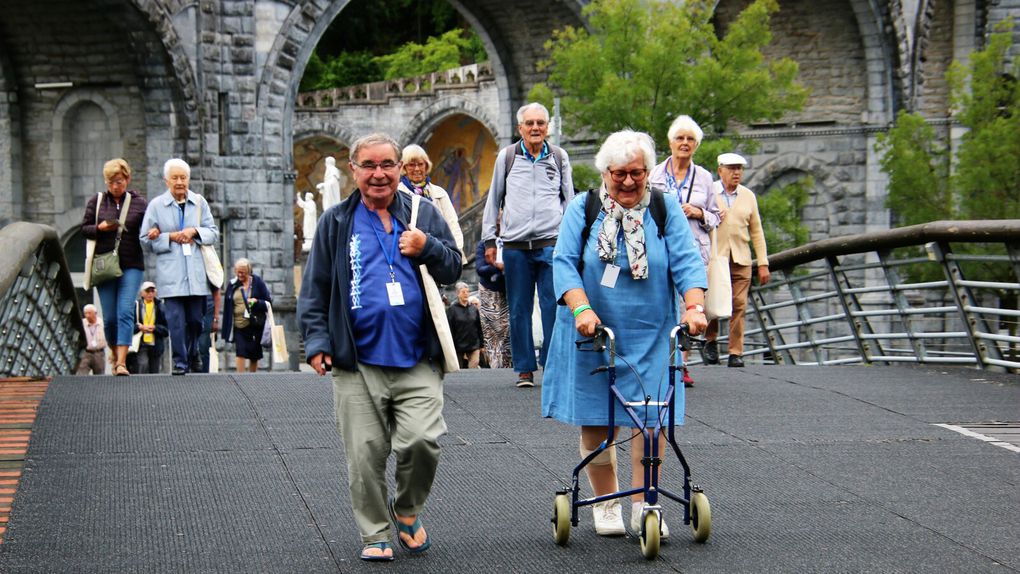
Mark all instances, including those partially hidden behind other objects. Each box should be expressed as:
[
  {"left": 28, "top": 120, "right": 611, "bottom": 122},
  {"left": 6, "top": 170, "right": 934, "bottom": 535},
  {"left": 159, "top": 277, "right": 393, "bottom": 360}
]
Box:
[
  {"left": 826, "top": 254, "right": 883, "bottom": 363},
  {"left": 876, "top": 249, "right": 928, "bottom": 362},
  {"left": 928, "top": 241, "right": 1004, "bottom": 370}
]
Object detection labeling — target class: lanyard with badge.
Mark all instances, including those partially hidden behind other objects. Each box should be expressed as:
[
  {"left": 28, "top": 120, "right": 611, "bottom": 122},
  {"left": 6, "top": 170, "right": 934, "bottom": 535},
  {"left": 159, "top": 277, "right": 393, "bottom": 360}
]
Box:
[
  {"left": 665, "top": 157, "right": 694, "bottom": 203},
  {"left": 601, "top": 232, "right": 623, "bottom": 289},
  {"left": 368, "top": 210, "right": 405, "bottom": 306},
  {"left": 178, "top": 202, "right": 192, "bottom": 256},
  {"left": 241, "top": 283, "right": 251, "bottom": 318}
]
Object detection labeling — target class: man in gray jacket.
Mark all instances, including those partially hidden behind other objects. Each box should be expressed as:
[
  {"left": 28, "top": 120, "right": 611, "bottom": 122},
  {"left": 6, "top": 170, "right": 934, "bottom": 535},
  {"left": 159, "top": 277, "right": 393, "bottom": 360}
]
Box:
[{"left": 482, "top": 102, "right": 573, "bottom": 387}]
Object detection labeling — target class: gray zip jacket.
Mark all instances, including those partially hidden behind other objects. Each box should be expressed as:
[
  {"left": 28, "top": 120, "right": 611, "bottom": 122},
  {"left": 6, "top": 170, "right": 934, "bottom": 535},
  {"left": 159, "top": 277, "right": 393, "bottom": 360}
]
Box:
[{"left": 481, "top": 142, "right": 574, "bottom": 247}]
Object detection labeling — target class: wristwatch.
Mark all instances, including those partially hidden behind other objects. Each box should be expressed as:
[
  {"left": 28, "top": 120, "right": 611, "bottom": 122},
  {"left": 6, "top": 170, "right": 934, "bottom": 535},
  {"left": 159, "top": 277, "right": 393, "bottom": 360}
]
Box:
[{"left": 687, "top": 304, "right": 705, "bottom": 314}]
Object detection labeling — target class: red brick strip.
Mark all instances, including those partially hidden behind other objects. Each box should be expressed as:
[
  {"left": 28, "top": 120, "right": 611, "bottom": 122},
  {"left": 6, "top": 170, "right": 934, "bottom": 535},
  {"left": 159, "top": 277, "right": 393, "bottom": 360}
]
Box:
[{"left": 0, "top": 377, "right": 49, "bottom": 542}]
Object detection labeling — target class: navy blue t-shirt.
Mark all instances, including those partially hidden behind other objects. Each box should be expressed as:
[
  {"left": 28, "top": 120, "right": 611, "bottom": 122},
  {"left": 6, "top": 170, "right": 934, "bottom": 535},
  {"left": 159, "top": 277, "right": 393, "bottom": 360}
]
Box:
[{"left": 348, "top": 202, "right": 425, "bottom": 367}]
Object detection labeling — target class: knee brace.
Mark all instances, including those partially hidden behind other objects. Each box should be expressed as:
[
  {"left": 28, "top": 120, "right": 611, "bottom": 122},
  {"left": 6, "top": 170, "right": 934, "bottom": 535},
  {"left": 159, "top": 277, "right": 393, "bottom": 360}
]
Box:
[{"left": 580, "top": 436, "right": 617, "bottom": 467}]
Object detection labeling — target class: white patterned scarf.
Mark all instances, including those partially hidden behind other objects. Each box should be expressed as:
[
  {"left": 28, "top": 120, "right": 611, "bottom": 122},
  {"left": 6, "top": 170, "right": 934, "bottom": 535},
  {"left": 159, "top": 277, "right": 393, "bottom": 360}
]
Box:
[{"left": 596, "top": 184, "right": 651, "bottom": 280}]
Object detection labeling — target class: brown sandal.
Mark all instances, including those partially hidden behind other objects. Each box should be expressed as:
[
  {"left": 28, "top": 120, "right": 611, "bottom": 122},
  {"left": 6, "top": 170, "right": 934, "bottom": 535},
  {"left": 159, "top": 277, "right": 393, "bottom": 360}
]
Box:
[{"left": 115, "top": 364, "right": 130, "bottom": 376}]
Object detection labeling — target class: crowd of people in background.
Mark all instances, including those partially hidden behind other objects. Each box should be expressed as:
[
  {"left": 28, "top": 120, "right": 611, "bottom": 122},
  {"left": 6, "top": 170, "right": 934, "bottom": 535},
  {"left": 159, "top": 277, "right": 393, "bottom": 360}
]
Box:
[
  {"left": 77, "top": 104, "right": 767, "bottom": 383},
  {"left": 75, "top": 103, "right": 772, "bottom": 562},
  {"left": 78, "top": 157, "right": 275, "bottom": 376}
]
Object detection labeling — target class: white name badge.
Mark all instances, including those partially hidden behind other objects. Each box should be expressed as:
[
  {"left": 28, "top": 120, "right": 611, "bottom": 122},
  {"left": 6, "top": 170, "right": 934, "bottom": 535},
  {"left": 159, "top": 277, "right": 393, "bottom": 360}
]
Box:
[
  {"left": 243, "top": 308, "right": 250, "bottom": 319},
  {"left": 387, "top": 281, "right": 405, "bottom": 306},
  {"left": 601, "top": 264, "right": 620, "bottom": 288},
  {"left": 495, "top": 243, "right": 504, "bottom": 265},
  {"left": 182, "top": 243, "right": 193, "bottom": 256}
]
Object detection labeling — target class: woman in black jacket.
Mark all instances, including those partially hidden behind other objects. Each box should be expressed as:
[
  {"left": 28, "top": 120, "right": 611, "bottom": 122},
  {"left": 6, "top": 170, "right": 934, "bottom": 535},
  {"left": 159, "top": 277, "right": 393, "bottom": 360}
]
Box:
[
  {"left": 221, "top": 258, "right": 273, "bottom": 372},
  {"left": 446, "top": 281, "right": 484, "bottom": 369}
]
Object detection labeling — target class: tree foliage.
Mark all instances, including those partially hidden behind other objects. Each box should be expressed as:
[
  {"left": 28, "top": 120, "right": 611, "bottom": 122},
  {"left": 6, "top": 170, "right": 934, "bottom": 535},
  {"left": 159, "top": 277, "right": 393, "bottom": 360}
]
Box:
[
  {"left": 758, "top": 176, "right": 812, "bottom": 253},
  {"left": 373, "top": 29, "right": 486, "bottom": 80},
  {"left": 876, "top": 20, "right": 1019, "bottom": 225},
  {"left": 874, "top": 111, "right": 952, "bottom": 225},
  {"left": 529, "top": 0, "right": 807, "bottom": 154},
  {"left": 300, "top": 0, "right": 488, "bottom": 90}
]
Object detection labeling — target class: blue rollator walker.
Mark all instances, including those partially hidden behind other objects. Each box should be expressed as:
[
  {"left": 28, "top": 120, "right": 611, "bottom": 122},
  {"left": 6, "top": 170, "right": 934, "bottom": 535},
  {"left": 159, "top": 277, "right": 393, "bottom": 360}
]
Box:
[{"left": 551, "top": 324, "right": 712, "bottom": 560}]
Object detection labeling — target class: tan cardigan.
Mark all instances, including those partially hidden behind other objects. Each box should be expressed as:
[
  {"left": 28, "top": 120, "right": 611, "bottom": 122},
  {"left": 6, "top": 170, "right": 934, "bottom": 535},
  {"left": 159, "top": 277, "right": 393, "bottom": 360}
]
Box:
[{"left": 712, "top": 182, "right": 769, "bottom": 268}]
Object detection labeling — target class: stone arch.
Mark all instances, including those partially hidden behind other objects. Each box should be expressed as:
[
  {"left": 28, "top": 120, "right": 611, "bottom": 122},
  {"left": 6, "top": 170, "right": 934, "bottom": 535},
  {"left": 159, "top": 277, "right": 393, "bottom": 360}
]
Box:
[
  {"left": 844, "top": 0, "right": 899, "bottom": 121},
  {"left": 292, "top": 116, "right": 359, "bottom": 150},
  {"left": 710, "top": 0, "right": 896, "bottom": 124},
  {"left": 400, "top": 98, "right": 503, "bottom": 147},
  {"left": 127, "top": 0, "right": 203, "bottom": 179},
  {"left": 747, "top": 152, "right": 848, "bottom": 239},
  {"left": 49, "top": 91, "right": 123, "bottom": 227}
]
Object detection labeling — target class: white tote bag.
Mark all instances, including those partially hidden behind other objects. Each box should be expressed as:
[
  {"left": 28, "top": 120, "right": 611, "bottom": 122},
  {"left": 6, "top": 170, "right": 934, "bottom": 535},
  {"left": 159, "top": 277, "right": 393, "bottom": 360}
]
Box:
[
  {"left": 705, "top": 228, "right": 733, "bottom": 322},
  {"left": 264, "top": 302, "right": 289, "bottom": 364},
  {"left": 409, "top": 195, "right": 460, "bottom": 373}
]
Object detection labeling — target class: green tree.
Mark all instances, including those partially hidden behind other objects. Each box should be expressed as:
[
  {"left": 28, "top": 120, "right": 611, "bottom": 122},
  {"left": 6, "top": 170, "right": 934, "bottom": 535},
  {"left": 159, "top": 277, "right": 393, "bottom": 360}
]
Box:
[
  {"left": 529, "top": 0, "right": 807, "bottom": 152},
  {"left": 876, "top": 20, "right": 1019, "bottom": 224},
  {"left": 299, "top": 51, "right": 381, "bottom": 92},
  {"left": 758, "top": 176, "right": 812, "bottom": 253},
  {"left": 874, "top": 111, "right": 953, "bottom": 225},
  {"left": 948, "top": 22, "right": 1020, "bottom": 220},
  {"left": 373, "top": 29, "right": 483, "bottom": 80}
]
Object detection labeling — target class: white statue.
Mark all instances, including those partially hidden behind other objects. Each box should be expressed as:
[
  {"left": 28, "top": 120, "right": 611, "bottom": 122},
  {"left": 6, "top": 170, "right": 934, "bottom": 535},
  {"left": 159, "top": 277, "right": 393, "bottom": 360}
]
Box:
[
  {"left": 316, "top": 156, "right": 343, "bottom": 212},
  {"left": 296, "top": 192, "right": 318, "bottom": 252}
]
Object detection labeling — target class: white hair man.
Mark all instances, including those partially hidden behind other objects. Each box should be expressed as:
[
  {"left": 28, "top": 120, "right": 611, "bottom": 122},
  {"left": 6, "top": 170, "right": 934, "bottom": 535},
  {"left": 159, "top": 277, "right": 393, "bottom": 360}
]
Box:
[
  {"left": 75, "top": 304, "right": 108, "bottom": 375},
  {"left": 298, "top": 132, "right": 462, "bottom": 562},
  {"left": 704, "top": 153, "right": 770, "bottom": 367},
  {"left": 480, "top": 102, "right": 574, "bottom": 387}
]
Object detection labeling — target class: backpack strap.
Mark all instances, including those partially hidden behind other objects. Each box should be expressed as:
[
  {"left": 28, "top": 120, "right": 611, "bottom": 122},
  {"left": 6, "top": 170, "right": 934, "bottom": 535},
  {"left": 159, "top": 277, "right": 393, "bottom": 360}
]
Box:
[{"left": 500, "top": 142, "right": 568, "bottom": 210}]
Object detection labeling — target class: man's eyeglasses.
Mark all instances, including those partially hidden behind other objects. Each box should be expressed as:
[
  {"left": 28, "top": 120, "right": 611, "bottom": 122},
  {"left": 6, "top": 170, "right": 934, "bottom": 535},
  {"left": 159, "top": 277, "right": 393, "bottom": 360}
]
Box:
[
  {"left": 522, "top": 119, "right": 548, "bottom": 127},
  {"left": 608, "top": 168, "right": 648, "bottom": 183},
  {"left": 352, "top": 160, "right": 399, "bottom": 172}
]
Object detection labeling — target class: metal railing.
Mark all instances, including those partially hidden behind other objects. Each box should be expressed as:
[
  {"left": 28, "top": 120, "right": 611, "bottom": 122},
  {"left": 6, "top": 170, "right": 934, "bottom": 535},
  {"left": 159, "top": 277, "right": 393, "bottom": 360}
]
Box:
[
  {"left": 0, "top": 223, "right": 84, "bottom": 377},
  {"left": 705, "top": 220, "right": 1020, "bottom": 372}
]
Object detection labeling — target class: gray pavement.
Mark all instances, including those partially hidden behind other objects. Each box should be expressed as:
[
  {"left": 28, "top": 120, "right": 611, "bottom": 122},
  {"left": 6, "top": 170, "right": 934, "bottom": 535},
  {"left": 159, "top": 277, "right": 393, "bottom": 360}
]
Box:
[{"left": 1, "top": 364, "right": 1018, "bottom": 573}]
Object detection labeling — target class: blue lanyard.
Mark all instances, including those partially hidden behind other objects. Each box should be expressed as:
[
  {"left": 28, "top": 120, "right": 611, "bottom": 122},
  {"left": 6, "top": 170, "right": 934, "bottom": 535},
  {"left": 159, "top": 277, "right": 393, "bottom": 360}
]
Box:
[
  {"left": 365, "top": 205, "right": 400, "bottom": 282},
  {"left": 178, "top": 202, "right": 187, "bottom": 230},
  {"left": 240, "top": 283, "right": 250, "bottom": 306},
  {"left": 665, "top": 158, "right": 694, "bottom": 203}
]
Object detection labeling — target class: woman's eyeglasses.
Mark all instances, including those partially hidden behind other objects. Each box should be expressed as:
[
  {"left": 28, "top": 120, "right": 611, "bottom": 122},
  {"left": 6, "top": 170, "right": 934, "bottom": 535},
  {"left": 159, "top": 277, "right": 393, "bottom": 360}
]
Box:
[{"left": 608, "top": 169, "right": 648, "bottom": 183}]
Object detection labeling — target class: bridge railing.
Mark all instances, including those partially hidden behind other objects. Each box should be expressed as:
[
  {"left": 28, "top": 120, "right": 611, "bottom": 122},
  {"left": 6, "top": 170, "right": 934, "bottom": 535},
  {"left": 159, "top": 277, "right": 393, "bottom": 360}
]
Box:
[
  {"left": 711, "top": 220, "right": 1020, "bottom": 372},
  {"left": 0, "top": 223, "right": 84, "bottom": 377}
]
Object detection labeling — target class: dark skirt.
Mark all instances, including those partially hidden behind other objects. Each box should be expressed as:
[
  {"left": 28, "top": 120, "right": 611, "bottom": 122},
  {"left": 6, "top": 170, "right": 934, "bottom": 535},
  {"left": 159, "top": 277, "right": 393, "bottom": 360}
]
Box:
[{"left": 234, "top": 324, "right": 264, "bottom": 361}]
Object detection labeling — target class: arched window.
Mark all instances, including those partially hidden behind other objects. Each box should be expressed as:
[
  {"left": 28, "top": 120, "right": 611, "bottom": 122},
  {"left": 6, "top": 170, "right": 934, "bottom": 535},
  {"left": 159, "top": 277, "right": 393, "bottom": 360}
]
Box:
[{"left": 65, "top": 102, "right": 112, "bottom": 209}]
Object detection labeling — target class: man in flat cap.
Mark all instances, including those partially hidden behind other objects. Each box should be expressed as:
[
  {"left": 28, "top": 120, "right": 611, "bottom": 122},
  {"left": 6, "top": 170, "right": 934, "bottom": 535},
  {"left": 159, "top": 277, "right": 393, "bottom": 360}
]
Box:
[{"left": 704, "top": 153, "right": 770, "bottom": 367}]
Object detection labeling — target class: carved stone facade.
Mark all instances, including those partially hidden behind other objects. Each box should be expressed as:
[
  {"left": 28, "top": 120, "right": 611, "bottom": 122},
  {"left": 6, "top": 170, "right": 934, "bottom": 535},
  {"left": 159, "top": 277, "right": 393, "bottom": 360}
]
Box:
[{"left": 0, "top": 0, "right": 1017, "bottom": 321}]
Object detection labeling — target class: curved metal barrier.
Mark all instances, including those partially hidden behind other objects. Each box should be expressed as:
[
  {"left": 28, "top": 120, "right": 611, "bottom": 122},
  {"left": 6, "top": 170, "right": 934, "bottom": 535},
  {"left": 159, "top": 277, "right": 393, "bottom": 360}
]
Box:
[
  {"left": 712, "top": 220, "right": 1020, "bottom": 372},
  {"left": 0, "top": 222, "right": 84, "bottom": 377}
]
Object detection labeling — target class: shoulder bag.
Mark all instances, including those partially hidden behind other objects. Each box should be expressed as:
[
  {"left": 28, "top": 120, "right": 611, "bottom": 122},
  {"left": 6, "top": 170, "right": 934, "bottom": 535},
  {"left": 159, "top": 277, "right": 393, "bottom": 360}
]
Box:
[
  {"left": 410, "top": 194, "right": 460, "bottom": 373},
  {"left": 194, "top": 199, "right": 225, "bottom": 289},
  {"left": 90, "top": 192, "right": 132, "bottom": 288},
  {"left": 705, "top": 227, "right": 732, "bottom": 322},
  {"left": 261, "top": 301, "right": 288, "bottom": 363}
]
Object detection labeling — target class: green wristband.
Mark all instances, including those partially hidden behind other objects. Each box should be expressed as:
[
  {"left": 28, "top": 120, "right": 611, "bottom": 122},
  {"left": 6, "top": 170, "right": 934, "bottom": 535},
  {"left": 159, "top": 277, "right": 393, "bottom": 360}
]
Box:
[{"left": 572, "top": 304, "right": 592, "bottom": 318}]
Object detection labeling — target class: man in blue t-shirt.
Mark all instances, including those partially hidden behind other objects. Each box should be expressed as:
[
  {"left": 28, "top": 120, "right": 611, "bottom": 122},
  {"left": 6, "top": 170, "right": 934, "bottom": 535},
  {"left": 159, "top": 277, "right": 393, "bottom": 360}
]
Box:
[{"left": 298, "top": 133, "right": 462, "bottom": 563}]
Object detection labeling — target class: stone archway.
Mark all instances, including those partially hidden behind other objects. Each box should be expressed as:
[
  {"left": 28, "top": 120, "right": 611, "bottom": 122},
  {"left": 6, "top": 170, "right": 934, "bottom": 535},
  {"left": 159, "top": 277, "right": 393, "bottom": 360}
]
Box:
[{"left": 747, "top": 152, "right": 851, "bottom": 241}]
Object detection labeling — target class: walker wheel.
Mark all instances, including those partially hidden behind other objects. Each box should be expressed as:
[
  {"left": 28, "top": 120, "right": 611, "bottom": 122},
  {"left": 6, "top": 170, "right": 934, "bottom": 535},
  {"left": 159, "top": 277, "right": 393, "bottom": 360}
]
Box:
[
  {"left": 690, "top": 491, "right": 712, "bottom": 543},
  {"left": 639, "top": 511, "right": 661, "bottom": 559},
  {"left": 552, "top": 494, "right": 571, "bottom": 545}
]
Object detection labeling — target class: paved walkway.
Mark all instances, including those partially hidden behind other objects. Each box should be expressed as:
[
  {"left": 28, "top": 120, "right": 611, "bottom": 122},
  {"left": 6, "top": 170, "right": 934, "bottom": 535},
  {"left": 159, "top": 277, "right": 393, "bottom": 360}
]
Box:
[{"left": 0, "top": 365, "right": 1018, "bottom": 573}]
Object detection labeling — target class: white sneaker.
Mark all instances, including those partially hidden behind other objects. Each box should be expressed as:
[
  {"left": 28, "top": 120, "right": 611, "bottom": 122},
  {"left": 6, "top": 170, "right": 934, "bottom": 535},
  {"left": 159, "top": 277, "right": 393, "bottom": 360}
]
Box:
[
  {"left": 631, "top": 502, "right": 670, "bottom": 539},
  {"left": 592, "top": 500, "right": 626, "bottom": 536}
]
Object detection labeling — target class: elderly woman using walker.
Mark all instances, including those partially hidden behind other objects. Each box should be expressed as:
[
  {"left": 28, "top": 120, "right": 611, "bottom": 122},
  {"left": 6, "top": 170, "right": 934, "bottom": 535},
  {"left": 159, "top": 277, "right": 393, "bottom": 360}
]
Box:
[
  {"left": 542, "top": 130, "right": 708, "bottom": 539},
  {"left": 648, "top": 115, "right": 721, "bottom": 388}
]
